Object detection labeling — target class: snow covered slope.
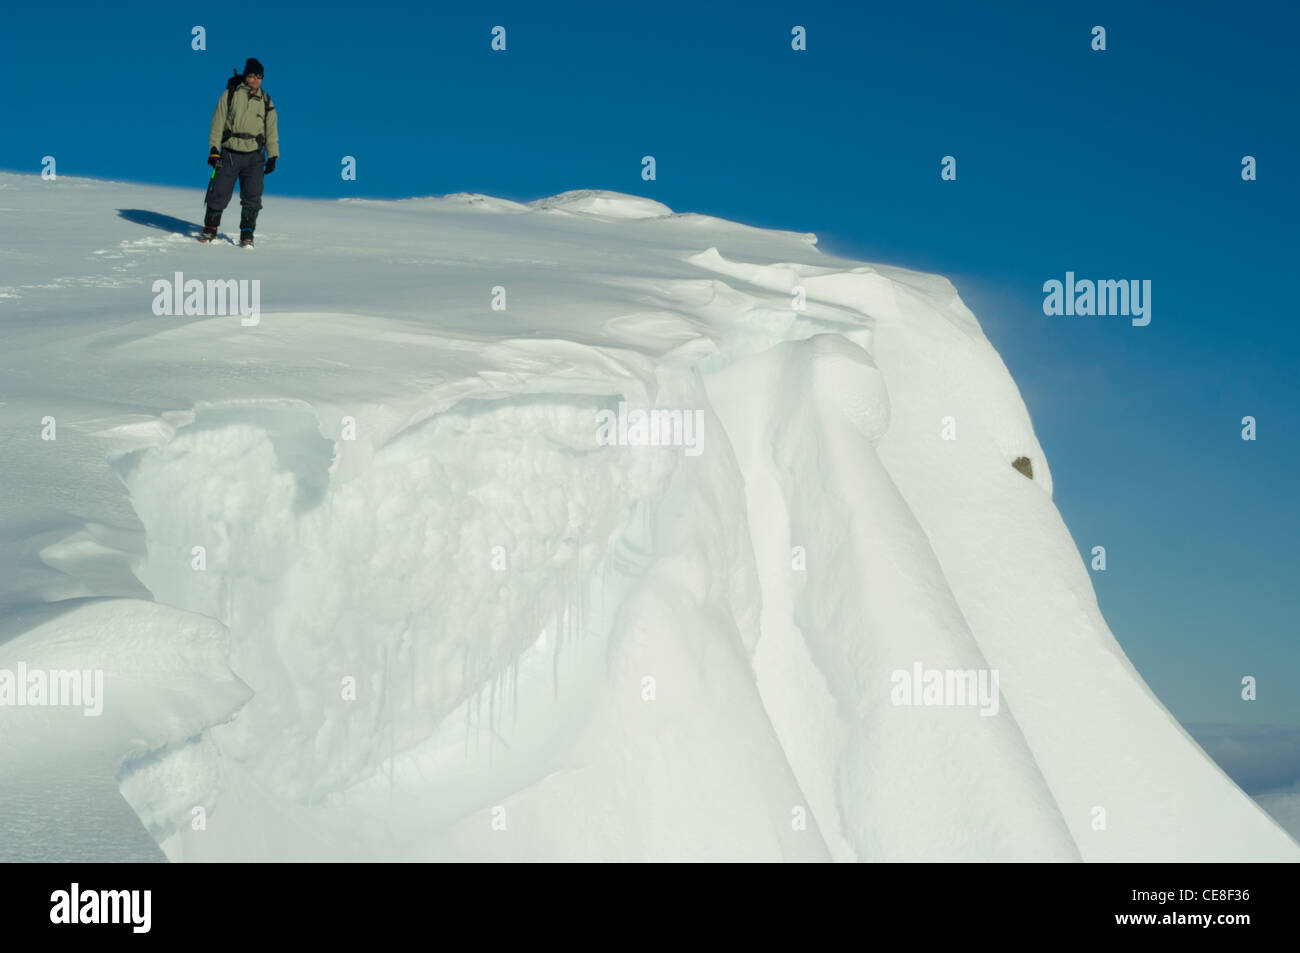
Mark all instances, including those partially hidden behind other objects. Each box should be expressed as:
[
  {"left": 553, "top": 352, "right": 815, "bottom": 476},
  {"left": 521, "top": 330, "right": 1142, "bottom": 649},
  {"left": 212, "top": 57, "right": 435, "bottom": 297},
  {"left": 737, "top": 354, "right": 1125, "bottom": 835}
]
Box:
[{"left": 0, "top": 172, "right": 1294, "bottom": 861}]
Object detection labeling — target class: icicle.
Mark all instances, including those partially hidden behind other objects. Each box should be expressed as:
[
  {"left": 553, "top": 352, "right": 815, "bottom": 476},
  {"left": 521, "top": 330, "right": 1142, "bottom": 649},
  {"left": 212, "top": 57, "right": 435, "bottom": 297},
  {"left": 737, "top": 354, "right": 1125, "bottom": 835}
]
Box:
[
  {"left": 488, "top": 670, "right": 496, "bottom": 761},
  {"left": 577, "top": 533, "right": 589, "bottom": 644},
  {"left": 407, "top": 612, "right": 417, "bottom": 720},
  {"left": 306, "top": 729, "right": 314, "bottom": 808},
  {"left": 462, "top": 645, "right": 473, "bottom": 758},
  {"left": 510, "top": 658, "right": 519, "bottom": 730},
  {"left": 388, "top": 645, "right": 396, "bottom": 796},
  {"left": 476, "top": 680, "right": 487, "bottom": 753},
  {"left": 471, "top": 686, "right": 480, "bottom": 752},
  {"left": 462, "top": 692, "right": 471, "bottom": 757},
  {"left": 553, "top": 606, "right": 564, "bottom": 700},
  {"left": 380, "top": 641, "right": 391, "bottom": 794}
]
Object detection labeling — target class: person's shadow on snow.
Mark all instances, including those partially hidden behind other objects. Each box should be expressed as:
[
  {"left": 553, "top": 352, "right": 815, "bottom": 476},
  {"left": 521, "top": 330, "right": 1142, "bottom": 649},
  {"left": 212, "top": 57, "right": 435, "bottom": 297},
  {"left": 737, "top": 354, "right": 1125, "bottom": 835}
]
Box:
[{"left": 116, "top": 209, "right": 200, "bottom": 237}]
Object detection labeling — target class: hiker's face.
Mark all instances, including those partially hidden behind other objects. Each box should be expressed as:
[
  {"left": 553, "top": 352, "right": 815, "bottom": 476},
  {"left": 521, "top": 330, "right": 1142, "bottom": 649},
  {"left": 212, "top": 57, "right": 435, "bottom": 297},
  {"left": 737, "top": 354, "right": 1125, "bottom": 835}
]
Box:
[{"left": 244, "top": 74, "right": 262, "bottom": 90}]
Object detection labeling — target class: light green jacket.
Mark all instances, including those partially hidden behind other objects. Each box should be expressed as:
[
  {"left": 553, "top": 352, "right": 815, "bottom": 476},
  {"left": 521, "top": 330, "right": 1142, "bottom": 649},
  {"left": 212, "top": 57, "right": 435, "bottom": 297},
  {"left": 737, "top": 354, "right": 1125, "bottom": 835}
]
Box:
[{"left": 209, "top": 83, "right": 279, "bottom": 158}]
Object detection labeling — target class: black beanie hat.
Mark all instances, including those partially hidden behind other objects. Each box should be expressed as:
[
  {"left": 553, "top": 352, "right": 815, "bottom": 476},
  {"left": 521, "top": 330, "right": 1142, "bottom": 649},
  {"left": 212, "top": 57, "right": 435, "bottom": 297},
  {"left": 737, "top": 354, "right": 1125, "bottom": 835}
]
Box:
[{"left": 243, "top": 58, "right": 264, "bottom": 77}]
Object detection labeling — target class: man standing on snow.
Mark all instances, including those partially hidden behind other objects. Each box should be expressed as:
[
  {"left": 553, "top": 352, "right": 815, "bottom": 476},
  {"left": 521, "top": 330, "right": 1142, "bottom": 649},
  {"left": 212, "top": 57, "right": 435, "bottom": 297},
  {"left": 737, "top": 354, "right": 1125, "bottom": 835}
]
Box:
[{"left": 202, "top": 58, "right": 278, "bottom": 246}]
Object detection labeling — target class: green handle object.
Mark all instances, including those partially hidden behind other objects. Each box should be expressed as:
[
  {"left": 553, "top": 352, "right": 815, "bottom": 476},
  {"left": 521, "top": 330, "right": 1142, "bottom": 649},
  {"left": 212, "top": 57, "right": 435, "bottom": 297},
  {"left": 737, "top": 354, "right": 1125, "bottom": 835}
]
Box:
[{"left": 202, "top": 162, "right": 216, "bottom": 208}]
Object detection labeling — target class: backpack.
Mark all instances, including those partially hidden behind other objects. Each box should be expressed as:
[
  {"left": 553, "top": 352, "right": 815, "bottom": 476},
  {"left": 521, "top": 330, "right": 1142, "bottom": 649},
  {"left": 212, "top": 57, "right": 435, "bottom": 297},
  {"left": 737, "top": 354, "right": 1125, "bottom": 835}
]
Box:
[{"left": 221, "top": 69, "right": 273, "bottom": 150}]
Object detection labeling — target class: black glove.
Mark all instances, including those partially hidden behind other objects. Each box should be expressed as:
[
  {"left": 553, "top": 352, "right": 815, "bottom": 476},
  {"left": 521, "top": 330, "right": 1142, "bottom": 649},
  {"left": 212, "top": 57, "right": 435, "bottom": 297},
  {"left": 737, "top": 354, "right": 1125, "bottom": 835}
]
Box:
[
  {"left": 208, "top": 148, "right": 221, "bottom": 167},
  {"left": 264, "top": 156, "right": 277, "bottom": 175}
]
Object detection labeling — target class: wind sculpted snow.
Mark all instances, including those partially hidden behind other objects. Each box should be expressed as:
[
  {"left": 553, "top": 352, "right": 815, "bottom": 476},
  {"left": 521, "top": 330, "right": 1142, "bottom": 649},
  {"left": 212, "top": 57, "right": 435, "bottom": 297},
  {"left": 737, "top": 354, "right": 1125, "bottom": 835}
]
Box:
[{"left": 0, "top": 172, "right": 1295, "bottom": 861}]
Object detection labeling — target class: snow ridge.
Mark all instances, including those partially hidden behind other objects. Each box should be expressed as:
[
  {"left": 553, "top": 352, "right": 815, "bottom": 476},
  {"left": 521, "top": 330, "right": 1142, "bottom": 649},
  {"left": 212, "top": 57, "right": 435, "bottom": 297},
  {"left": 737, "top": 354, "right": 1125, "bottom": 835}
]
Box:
[{"left": 0, "top": 172, "right": 1294, "bottom": 860}]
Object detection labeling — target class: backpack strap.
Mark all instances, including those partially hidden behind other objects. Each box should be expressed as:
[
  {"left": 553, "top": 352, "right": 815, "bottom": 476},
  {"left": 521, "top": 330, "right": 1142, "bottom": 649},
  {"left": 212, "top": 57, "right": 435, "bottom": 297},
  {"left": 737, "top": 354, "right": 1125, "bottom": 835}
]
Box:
[{"left": 225, "top": 86, "right": 239, "bottom": 130}]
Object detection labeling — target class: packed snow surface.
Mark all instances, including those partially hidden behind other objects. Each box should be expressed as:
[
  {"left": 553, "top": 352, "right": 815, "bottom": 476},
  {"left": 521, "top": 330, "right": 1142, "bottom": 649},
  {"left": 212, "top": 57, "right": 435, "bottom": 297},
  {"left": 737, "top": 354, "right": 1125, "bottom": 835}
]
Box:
[{"left": 0, "top": 174, "right": 1295, "bottom": 861}]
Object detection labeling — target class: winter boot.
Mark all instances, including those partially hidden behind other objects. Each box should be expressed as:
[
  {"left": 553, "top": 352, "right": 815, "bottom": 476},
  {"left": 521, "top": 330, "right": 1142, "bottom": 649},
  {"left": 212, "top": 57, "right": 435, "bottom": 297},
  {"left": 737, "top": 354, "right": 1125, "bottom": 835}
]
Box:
[
  {"left": 239, "top": 207, "right": 258, "bottom": 247},
  {"left": 200, "top": 207, "right": 221, "bottom": 242}
]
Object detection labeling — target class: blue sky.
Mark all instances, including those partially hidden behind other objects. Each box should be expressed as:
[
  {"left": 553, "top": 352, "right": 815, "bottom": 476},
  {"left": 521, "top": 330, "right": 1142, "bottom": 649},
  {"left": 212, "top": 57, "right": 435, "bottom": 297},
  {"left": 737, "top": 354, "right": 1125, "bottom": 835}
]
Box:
[{"left": 3, "top": 0, "right": 1297, "bottom": 729}]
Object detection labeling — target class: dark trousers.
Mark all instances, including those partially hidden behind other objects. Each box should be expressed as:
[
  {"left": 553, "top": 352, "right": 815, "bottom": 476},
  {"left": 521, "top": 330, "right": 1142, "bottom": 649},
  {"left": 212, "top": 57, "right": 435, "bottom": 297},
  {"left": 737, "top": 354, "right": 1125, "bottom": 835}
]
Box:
[{"left": 207, "top": 147, "right": 265, "bottom": 217}]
